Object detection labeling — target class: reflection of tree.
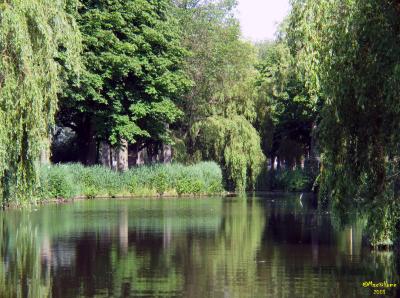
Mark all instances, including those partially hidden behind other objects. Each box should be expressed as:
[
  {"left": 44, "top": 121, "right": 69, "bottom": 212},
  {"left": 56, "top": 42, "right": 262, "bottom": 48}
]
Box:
[
  {"left": 45, "top": 199, "right": 225, "bottom": 297},
  {"left": 40, "top": 198, "right": 266, "bottom": 297},
  {"left": 255, "top": 197, "right": 399, "bottom": 297},
  {"left": 171, "top": 198, "right": 267, "bottom": 298},
  {"left": 0, "top": 213, "right": 51, "bottom": 297},
  {"left": 1, "top": 197, "right": 397, "bottom": 297}
]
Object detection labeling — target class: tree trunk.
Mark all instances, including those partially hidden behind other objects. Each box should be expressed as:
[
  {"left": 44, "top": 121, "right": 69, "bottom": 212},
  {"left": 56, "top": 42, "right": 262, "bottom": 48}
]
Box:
[
  {"left": 307, "top": 122, "right": 320, "bottom": 175},
  {"left": 40, "top": 137, "right": 51, "bottom": 165},
  {"left": 117, "top": 139, "right": 129, "bottom": 172},
  {"left": 99, "top": 142, "right": 112, "bottom": 167},
  {"left": 76, "top": 116, "right": 98, "bottom": 165},
  {"left": 86, "top": 121, "right": 97, "bottom": 165},
  {"left": 163, "top": 145, "right": 173, "bottom": 163}
]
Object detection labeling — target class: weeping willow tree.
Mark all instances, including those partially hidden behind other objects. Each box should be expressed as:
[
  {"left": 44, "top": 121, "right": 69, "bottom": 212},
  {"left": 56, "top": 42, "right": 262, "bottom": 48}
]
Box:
[
  {"left": 0, "top": 0, "right": 81, "bottom": 205},
  {"left": 192, "top": 116, "right": 264, "bottom": 191},
  {"left": 174, "top": 1, "right": 265, "bottom": 191},
  {"left": 190, "top": 66, "right": 265, "bottom": 191},
  {"left": 288, "top": 0, "right": 400, "bottom": 245}
]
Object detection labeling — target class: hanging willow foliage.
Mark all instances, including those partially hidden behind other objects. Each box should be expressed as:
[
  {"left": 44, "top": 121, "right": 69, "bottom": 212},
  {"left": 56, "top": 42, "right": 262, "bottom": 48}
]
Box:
[
  {"left": 289, "top": 0, "right": 400, "bottom": 202},
  {"left": 288, "top": 0, "right": 400, "bottom": 245},
  {"left": 192, "top": 115, "right": 265, "bottom": 191},
  {"left": 0, "top": 0, "right": 81, "bottom": 205}
]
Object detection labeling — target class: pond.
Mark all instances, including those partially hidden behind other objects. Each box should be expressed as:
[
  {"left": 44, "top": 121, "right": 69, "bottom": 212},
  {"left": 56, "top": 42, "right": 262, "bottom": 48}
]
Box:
[{"left": 0, "top": 194, "right": 398, "bottom": 297}]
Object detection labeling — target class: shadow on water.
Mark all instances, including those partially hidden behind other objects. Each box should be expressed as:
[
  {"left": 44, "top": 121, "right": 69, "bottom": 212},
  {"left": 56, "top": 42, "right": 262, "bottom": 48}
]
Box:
[{"left": 0, "top": 195, "right": 398, "bottom": 297}]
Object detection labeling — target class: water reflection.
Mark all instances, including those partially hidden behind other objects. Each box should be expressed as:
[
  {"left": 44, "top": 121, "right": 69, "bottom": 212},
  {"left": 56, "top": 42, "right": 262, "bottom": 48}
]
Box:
[
  {"left": 0, "top": 196, "right": 398, "bottom": 297},
  {"left": 0, "top": 213, "right": 51, "bottom": 297},
  {"left": 258, "top": 195, "right": 396, "bottom": 297}
]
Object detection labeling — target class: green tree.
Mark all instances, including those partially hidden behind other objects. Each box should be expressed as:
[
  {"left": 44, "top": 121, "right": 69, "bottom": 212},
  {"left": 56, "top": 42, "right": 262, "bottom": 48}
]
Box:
[
  {"left": 59, "top": 0, "right": 191, "bottom": 164},
  {"left": 173, "top": 0, "right": 265, "bottom": 191},
  {"left": 0, "top": 0, "right": 81, "bottom": 205},
  {"left": 255, "top": 40, "right": 316, "bottom": 170},
  {"left": 192, "top": 116, "right": 264, "bottom": 191},
  {"left": 288, "top": 0, "right": 400, "bottom": 244}
]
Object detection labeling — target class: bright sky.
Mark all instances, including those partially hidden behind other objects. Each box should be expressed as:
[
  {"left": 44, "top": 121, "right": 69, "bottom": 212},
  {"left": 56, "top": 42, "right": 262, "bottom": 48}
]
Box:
[{"left": 236, "top": 0, "right": 290, "bottom": 42}]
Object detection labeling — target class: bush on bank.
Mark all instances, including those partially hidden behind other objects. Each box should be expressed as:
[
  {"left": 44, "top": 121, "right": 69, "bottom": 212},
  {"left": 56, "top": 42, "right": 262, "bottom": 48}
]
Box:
[
  {"left": 256, "top": 167, "right": 316, "bottom": 192},
  {"left": 272, "top": 169, "right": 315, "bottom": 192},
  {"left": 37, "top": 162, "right": 224, "bottom": 200}
]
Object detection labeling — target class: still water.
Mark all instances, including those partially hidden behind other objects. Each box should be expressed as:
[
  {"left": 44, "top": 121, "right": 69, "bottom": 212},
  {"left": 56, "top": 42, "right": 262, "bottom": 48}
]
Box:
[{"left": 0, "top": 194, "right": 398, "bottom": 297}]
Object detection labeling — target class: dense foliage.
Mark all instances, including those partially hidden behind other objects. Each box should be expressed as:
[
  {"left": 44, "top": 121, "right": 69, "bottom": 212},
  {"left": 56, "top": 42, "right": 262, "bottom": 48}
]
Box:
[
  {"left": 0, "top": 0, "right": 81, "bottom": 205},
  {"left": 192, "top": 116, "right": 264, "bottom": 191},
  {"left": 173, "top": 0, "right": 265, "bottom": 191},
  {"left": 59, "top": 0, "right": 191, "bottom": 163},
  {"left": 288, "top": 0, "right": 400, "bottom": 245},
  {"left": 255, "top": 40, "right": 316, "bottom": 168}
]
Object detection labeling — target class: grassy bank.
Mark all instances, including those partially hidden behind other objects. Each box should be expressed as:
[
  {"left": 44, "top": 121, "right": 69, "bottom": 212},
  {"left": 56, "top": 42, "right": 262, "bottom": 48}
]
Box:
[{"left": 37, "top": 162, "right": 224, "bottom": 201}]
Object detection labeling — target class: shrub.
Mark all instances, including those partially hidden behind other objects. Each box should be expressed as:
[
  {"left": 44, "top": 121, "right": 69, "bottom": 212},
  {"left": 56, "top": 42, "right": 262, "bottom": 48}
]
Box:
[
  {"left": 83, "top": 185, "right": 97, "bottom": 199},
  {"left": 191, "top": 179, "right": 204, "bottom": 195},
  {"left": 207, "top": 180, "right": 223, "bottom": 193},
  {"left": 273, "top": 169, "right": 312, "bottom": 192},
  {"left": 39, "top": 165, "right": 79, "bottom": 199},
  {"left": 175, "top": 177, "right": 192, "bottom": 196},
  {"left": 152, "top": 171, "right": 169, "bottom": 196}
]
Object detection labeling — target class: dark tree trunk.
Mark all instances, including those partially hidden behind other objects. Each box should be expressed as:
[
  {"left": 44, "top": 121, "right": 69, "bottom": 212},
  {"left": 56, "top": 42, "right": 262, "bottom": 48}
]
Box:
[
  {"left": 128, "top": 143, "right": 138, "bottom": 167},
  {"left": 76, "top": 116, "right": 98, "bottom": 165},
  {"left": 86, "top": 120, "right": 97, "bottom": 165},
  {"left": 128, "top": 143, "right": 147, "bottom": 166},
  {"left": 99, "top": 142, "right": 112, "bottom": 167},
  {"left": 117, "top": 139, "right": 129, "bottom": 172}
]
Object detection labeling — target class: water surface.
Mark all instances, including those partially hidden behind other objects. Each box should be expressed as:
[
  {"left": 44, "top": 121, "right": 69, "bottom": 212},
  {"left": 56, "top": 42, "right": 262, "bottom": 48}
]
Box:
[{"left": 0, "top": 195, "right": 398, "bottom": 297}]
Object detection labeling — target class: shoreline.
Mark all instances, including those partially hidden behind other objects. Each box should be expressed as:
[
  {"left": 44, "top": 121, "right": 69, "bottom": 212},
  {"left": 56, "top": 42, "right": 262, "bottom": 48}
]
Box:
[
  {"left": 4, "top": 192, "right": 229, "bottom": 210},
  {"left": 2, "top": 190, "right": 316, "bottom": 210}
]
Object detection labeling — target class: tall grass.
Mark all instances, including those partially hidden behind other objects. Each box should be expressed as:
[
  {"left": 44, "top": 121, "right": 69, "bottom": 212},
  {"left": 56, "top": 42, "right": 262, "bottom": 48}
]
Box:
[{"left": 37, "top": 162, "right": 224, "bottom": 200}]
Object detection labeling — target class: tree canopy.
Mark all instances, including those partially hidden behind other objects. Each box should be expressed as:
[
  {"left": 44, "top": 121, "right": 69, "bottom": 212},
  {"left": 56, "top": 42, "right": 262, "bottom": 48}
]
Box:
[
  {"left": 173, "top": 0, "right": 265, "bottom": 191},
  {"left": 59, "top": 0, "right": 191, "bottom": 163},
  {"left": 255, "top": 39, "right": 316, "bottom": 169}
]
